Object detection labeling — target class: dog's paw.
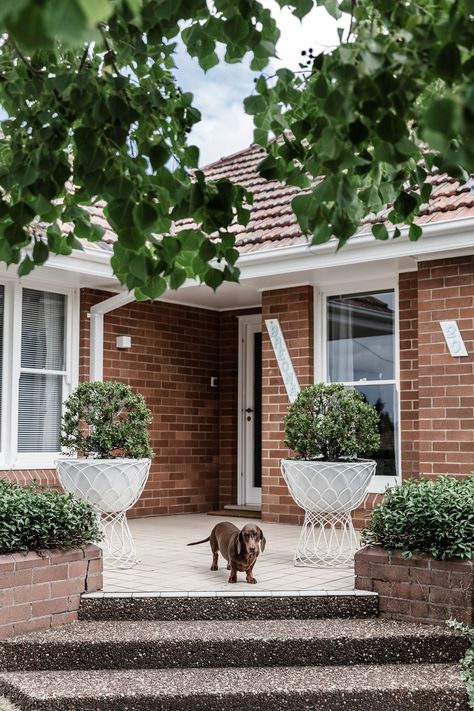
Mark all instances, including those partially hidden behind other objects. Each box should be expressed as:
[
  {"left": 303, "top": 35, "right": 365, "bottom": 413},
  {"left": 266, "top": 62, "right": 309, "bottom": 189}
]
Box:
[
  {"left": 210, "top": 565, "right": 218, "bottom": 571},
  {"left": 247, "top": 578, "right": 257, "bottom": 584},
  {"left": 228, "top": 577, "right": 237, "bottom": 584},
  {"left": 226, "top": 564, "right": 231, "bottom": 570}
]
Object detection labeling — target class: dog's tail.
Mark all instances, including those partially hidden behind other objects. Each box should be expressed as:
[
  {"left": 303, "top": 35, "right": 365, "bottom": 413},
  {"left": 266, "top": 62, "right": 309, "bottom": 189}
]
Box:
[{"left": 187, "top": 536, "right": 211, "bottom": 546}]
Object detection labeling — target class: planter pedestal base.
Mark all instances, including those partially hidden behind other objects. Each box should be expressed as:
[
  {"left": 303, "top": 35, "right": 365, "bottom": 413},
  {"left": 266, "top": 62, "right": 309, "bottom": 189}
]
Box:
[
  {"left": 296, "top": 510, "right": 360, "bottom": 568},
  {"left": 100, "top": 511, "right": 140, "bottom": 569}
]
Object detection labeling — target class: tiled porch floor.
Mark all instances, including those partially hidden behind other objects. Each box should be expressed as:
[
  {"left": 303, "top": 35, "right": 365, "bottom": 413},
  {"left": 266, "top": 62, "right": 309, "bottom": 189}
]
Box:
[{"left": 102, "top": 515, "right": 355, "bottom": 593}]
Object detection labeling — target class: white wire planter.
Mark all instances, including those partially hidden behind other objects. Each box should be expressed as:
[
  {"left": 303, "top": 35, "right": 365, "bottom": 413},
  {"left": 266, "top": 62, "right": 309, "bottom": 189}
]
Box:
[
  {"left": 56, "top": 458, "right": 151, "bottom": 569},
  {"left": 281, "top": 458, "right": 376, "bottom": 568}
]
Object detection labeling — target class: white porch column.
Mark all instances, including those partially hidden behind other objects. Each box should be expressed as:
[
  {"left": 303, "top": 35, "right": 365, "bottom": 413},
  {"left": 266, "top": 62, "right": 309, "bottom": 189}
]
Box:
[{"left": 89, "top": 291, "right": 136, "bottom": 381}]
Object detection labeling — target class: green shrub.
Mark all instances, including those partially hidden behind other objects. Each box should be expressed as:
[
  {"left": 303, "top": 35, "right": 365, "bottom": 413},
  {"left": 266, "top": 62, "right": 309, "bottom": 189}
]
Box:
[
  {"left": 362, "top": 476, "right": 474, "bottom": 559},
  {"left": 0, "top": 479, "right": 102, "bottom": 554},
  {"left": 447, "top": 620, "right": 474, "bottom": 709},
  {"left": 284, "top": 383, "right": 380, "bottom": 460},
  {"left": 61, "top": 381, "right": 153, "bottom": 459}
]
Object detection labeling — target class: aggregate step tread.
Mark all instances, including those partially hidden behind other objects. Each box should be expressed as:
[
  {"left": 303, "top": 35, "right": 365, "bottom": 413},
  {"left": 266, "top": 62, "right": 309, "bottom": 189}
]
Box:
[
  {"left": 0, "top": 663, "right": 468, "bottom": 711},
  {"left": 79, "top": 592, "right": 379, "bottom": 621},
  {"left": 0, "top": 618, "right": 466, "bottom": 671}
]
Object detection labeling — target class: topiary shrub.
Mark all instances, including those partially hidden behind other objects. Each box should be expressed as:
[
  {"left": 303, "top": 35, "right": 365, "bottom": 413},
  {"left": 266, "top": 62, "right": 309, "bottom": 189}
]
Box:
[
  {"left": 284, "top": 383, "right": 380, "bottom": 460},
  {"left": 362, "top": 476, "right": 474, "bottom": 560},
  {"left": 0, "top": 479, "right": 102, "bottom": 553},
  {"left": 61, "top": 381, "right": 153, "bottom": 459}
]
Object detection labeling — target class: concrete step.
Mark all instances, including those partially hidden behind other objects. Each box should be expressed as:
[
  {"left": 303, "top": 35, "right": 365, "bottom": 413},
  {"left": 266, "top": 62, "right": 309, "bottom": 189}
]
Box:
[
  {"left": 79, "top": 591, "right": 379, "bottom": 621},
  {"left": 0, "top": 619, "right": 466, "bottom": 672},
  {"left": 0, "top": 663, "right": 468, "bottom": 710}
]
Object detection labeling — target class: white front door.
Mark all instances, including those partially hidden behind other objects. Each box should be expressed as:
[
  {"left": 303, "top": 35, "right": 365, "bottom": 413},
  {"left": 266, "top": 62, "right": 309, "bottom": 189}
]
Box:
[{"left": 238, "top": 315, "right": 262, "bottom": 507}]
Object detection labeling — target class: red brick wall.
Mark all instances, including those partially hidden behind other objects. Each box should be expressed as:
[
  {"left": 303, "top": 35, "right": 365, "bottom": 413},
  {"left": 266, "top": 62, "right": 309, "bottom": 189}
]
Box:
[
  {"left": 399, "top": 271, "right": 420, "bottom": 479},
  {"left": 261, "top": 286, "right": 314, "bottom": 525},
  {"left": 218, "top": 308, "right": 261, "bottom": 508},
  {"left": 418, "top": 257, "right": 474, "bottom": 476},
  {"left": 0, "top": 545, "right": 102, "bottom": 640},
  {"left": 355, "top": 545, "right": 473, "bottom": 625},
  {"left": 80, "top": 290, "right": 221, "bottom": 517}
]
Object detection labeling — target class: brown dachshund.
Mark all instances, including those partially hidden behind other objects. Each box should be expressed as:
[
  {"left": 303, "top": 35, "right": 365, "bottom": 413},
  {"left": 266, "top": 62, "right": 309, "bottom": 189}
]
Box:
[{"left": 187, "top": 521, "right": 266, "bottom": 584}]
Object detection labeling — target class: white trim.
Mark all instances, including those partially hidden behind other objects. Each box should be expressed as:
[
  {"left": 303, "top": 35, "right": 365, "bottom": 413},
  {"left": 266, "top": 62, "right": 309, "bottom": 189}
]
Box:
[
  {"left": 90, "top": 291, "right": 136, "bottom": 381},
  {"left": 237, "top": 314, "right": 262, "bottom": 506},
  {"left": 316, "top": 279, "right": 401, "bottom": 494},
  {"left": 0, "top": 279, "right": 79, "bottom": 470}
]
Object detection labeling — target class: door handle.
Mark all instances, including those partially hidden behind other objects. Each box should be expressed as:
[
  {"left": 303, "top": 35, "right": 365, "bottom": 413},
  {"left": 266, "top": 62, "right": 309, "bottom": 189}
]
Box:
[
  {"left": 245, "top": 408, "right": 254, "bottom": 413},
  {"left": 245, "top": 407, "right": 253, "bottom": 422}
]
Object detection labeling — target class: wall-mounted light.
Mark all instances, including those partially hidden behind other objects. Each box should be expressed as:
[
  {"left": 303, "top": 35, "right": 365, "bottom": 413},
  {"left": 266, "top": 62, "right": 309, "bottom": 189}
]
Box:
[{"left": 116, "top": 335, "right": 132, "bottom": 349}]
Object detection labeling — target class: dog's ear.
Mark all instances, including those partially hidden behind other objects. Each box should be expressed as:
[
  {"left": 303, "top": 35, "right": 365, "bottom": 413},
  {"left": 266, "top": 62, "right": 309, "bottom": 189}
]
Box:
[
  {"left": 235, "top": 530, "right": 242, "bottom": 556},
  {"left": 258, "top": 527, "right": 266, "bottom": 553}
]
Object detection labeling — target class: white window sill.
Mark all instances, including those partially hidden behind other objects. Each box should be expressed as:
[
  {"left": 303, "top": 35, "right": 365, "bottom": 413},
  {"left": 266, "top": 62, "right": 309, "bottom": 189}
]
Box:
[{"left": 368, "top": 475, "right": 400, "bottom": 494}]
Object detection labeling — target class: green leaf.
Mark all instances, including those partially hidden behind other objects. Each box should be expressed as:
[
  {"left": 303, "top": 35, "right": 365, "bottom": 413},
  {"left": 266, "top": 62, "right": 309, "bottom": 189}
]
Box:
[
  {"left": 199, "top": 239, "right": 217, "bottom": 261},
  {"left": 18, "top": 256, "right": 35, "bottom": 277},
  {"left": 323, "top": 0, "right": 342, "bottom": 20},
  {"left": 394, "top": 191, "right": 418, "bottom": 219},
  {"left": 204, "top": 268, "right": 224, "bottom": 290},
  {"left": 10, "top": 202, "right": 35, "bottom": 227},
  {"left": 44, "top": 0, "right": 89, "bottom": 44},
  {"left": 244, "top": 95, "right": 267, "bottom": 115},
  {"left": 169, "top": 266, "right": 187, "bottom": 289},
  {"left": 76, "top": 0, "right": 112, "bottom": 25},
  {"left": 436, "top": 43, "right": 461, "bottom": 81},
  {"left": 408, "top": 223, "right": 422, "bottom": 241},
  {"left": 139, "top": 276, "right": 167, "bottom": 300},
  {"left": 133, "top": 202, "right": 159, "bottom": 231},
  {"left": 32, "top": 241, "right": 49, "bottom": 265},
  {"left": 149, "top": 144, "right": 171, "bottom": 170},
  {"left": 372, "top": 223, "right": 389, "bottom": 240}
]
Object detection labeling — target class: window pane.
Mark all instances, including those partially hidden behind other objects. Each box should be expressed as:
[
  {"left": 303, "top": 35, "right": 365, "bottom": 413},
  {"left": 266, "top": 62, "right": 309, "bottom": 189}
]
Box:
[
  {"left": 328, "top": 291, "right": 394, "bottom": 382},
  {"left": 354, "top": 383, "right": 397, "bottom": 477},
  {"left": 0, "top": 285, "right": 3, "bottom": 444},
  {"left": 18, "top": 373, "right": 62, "bottom": 452},
  {"left": 21, "top": 289, "right": 66, "bottom": 370}
]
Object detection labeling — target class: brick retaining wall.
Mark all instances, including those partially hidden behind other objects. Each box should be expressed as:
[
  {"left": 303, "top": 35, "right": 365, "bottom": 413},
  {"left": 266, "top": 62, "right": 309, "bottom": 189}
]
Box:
[
  {"left": 355, "top": 545, "right": 473, "bottom": 625},
  {"left": 0, "top": 545, "right": 103, "bottom": 640}
]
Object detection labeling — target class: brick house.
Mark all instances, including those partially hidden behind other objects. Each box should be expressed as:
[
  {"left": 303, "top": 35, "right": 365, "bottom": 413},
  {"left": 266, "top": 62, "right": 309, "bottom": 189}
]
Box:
[{"left": 2, "top": 142, "right": 474, "bottom": 528}]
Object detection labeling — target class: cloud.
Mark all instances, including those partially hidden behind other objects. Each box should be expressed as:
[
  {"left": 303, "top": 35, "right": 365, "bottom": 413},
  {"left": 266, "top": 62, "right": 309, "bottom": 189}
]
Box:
[{"left": 175, "top": 2, "right": 349, "bottom": 166}]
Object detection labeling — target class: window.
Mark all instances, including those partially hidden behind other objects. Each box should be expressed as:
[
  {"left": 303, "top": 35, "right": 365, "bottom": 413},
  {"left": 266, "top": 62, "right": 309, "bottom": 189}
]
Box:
[
  {"left": 0, "top": 281, "right": 78, "bottom": 468},
  {"left": 325, "top": 288, "right": 399, "bottom": 489}
]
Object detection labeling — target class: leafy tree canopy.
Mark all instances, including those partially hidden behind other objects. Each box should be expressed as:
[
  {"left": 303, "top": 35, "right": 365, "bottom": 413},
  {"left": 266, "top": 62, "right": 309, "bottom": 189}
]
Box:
[{"left": 0, "top": 1, "right": 472, "bottom": 297}]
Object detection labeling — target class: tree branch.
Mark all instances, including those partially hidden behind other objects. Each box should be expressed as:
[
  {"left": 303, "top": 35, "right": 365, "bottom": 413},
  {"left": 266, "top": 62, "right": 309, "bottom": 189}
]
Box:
[{"left": 8, "top": 36, "right": 42, "bottom": 78}]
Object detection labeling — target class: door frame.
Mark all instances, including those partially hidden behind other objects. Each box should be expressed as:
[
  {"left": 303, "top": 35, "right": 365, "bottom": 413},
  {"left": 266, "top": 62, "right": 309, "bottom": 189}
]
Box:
[{"left": 237, "top": 313, "right": 262, "bottom": 506}]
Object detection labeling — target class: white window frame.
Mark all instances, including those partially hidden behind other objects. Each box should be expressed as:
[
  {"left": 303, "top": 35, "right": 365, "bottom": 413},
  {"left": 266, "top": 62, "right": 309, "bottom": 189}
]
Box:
[
  {"left": 0, "top": 276, "right": 79, "bottom": 470},
  {"left": 315, "top": 277, "right": 401, "bottom": 494}
]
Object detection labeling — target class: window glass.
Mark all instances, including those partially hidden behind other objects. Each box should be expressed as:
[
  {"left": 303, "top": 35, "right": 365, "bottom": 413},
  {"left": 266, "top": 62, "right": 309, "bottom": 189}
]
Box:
[
  {"left": 18, "top": 289, "right": 66, "bottom": 453},
  {"left": 354, "top": 383, "right": 397, "bottom": 478},
  {"left": 18, "top": 374, "right": 62, "bottom": 452},
  {"left": 21, "top": 289, "right": 66, "bottom": 370},
  {"left": 327, "top": 291, "right": 394, "bottom": 382}
]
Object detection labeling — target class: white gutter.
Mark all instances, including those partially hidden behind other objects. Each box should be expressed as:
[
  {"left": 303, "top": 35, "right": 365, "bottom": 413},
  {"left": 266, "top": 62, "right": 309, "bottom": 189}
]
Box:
[{"left": 90, "top": 291, "right": 136, "bottom": 381}]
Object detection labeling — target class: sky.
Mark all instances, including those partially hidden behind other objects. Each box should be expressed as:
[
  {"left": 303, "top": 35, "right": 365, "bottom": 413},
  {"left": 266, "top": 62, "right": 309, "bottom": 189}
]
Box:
[{"left": 175, "top": 2, "right": 348, "bottom": 167}]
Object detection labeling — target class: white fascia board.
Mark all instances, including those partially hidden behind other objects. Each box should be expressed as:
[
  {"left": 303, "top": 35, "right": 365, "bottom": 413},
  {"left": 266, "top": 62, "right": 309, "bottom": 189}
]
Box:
[
  {"left": 48, "top": 214, "right": 474, "bottom": 287},
  {"left": 236, "top": 216, "right": 474, "bottom": 281},
  {"left": 45, "top": 247, "right": 114, "bottom": 279}
]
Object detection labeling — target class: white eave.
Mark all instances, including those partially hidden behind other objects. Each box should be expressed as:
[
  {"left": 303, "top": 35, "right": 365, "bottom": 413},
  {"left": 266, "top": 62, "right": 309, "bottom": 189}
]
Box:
[{"left": 31, "top": 213, "right": 474, "bottom": 311}]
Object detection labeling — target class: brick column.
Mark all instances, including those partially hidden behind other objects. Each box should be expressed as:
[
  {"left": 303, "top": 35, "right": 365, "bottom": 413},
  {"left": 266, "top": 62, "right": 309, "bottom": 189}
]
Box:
[
  {"left": 417, "top": 256, "right": 474, "bottom": 476},
  {"left": 399, "top": 271, "right": 420, "bottom": 479},
  {"left": 261, "top": 286, "right": 313, "bottom": 524}
]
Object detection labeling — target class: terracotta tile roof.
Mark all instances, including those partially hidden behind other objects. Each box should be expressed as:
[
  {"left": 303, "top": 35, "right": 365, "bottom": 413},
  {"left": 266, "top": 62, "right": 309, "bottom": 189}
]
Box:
[{"left": 82, "top": 142, "right": 474, "bottom": 255}]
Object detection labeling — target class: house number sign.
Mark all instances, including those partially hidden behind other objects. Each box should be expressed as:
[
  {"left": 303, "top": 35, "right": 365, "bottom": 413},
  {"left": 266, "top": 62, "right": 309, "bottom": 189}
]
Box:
[
  {"left": 265, "top": 319, "right": 301, "bottom": 403},
  {"left": 440, "top": 320, "right": 468, "bottom": 357}
]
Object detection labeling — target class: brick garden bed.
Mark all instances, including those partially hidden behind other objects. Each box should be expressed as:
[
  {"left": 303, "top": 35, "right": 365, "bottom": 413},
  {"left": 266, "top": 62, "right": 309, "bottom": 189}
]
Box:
[
  {"left": 355, "top": 544, "right": 473, "bottom": 625},
  {"left": 0, "top": 544, "right": 102, "bottom": 640}
]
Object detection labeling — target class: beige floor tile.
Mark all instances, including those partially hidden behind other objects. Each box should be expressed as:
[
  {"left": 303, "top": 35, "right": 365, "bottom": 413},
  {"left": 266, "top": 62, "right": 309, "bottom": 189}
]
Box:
[{"left": 102, "top": 514, "right": 355, "bottom": 593}]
